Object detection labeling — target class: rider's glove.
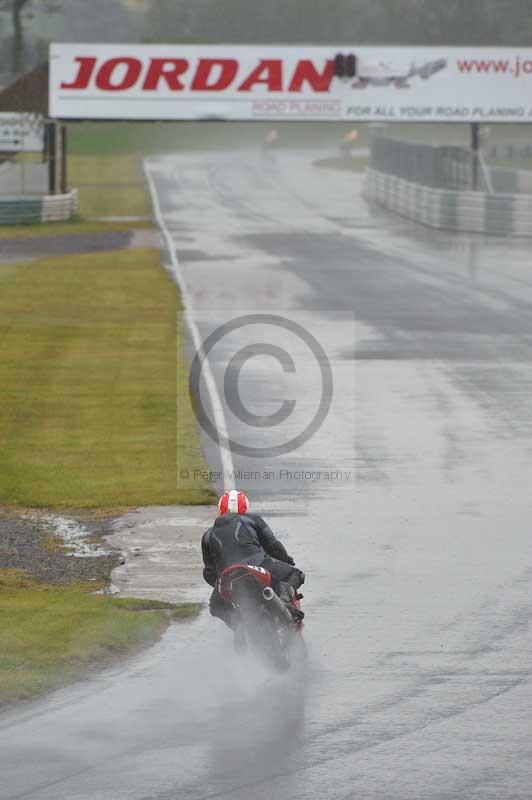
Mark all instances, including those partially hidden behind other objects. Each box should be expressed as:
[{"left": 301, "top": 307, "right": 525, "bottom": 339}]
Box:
[{"left": 286, "top": 556, "right": 295, "bottom": 566}]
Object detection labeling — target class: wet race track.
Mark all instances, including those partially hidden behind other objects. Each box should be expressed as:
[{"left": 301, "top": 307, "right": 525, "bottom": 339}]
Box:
[{"left": 2, "top": 149, "right": 532, "bottom": 799}]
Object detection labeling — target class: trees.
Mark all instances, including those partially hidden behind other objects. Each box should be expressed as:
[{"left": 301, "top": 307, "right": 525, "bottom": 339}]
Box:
[
  {"left": 141, "top": 0, "right": 391, "bottom": 45},
  {"left": 0, "top": 0, "right": 61, "bottom": 74},
  {"left": 0, "top": 0, "right": 32, "bottom": 73},
  {"left": 141, "top": 0, "right": 531, "bottom": 47},
  {"left": 2, "top": 0, "right": 531, "bottom": 77}
]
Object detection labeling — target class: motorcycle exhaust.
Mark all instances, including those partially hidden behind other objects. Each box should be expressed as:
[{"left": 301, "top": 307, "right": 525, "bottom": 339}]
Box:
[{"left": 263, "top": 587, "right": 294, "bottom": 625}]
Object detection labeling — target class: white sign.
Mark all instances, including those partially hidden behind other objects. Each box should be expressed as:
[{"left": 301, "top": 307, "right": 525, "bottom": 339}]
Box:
[
  {"left": 49, "top": 43, "right": 532, "bottom": 123},
  {"left": 0, "top": 113, "right": 44, "bottom": 152}
]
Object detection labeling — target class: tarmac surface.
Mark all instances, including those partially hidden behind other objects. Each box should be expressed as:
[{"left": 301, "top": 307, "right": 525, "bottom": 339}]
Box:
[
  {"left": 0, "top": 227, "right": 159, "bottom": 264},
  {"left": 1, "top": 149, "right": 532, "bottom": 799}
]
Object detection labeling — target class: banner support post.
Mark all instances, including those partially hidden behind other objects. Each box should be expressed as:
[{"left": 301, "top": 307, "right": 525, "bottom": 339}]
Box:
[
  {"left": 471, "top": 122, "right": 480, "bottom": 191},
  {"left": 60, "top": 125, "right": 67, "bottom": 194},
  {"left": 47, "top": 121, "right": 57, "bottom": 195}
]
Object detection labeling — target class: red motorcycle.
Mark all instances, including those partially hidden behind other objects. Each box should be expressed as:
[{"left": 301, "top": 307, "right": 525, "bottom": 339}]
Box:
[{"left": 218, "top": 563, "right": 305, "bottom": 671}]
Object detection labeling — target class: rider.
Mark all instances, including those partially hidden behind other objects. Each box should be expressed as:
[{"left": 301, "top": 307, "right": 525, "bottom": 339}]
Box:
[{"left": 201, "top": 490, "right": 305, "bottom": 628}]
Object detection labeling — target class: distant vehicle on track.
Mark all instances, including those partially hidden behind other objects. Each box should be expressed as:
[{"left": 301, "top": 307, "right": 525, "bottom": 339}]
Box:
[
  {"left": 339, "top": 128, "right": 359, "bottom": 156},
  {"left": 263, "top": 128, "right": 280, "bottom": 148}
]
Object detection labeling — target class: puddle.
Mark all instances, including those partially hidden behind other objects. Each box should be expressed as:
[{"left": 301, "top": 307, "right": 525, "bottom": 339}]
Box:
[{"left": 44, "top": 515, "right": 111, "bottom": 558}]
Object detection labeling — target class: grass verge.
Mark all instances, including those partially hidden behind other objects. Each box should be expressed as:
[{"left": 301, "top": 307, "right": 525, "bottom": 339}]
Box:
[
  {"left": 0, "top": 219, "right": 153, "bottom": 240},
  {"left": 313, "top": 156, "right": 369, "bottom": 173},
  {"left": 66, "top": 120, "right": 368, "bottom": 157},
  {"left": 65, "top": 129, "right": 159, "bottom": 218},
  {"left": 13, "top": 149, "right": 153, "bottom": 221},
  {"left": 0, "top": 569, "right": 200, "bottom": 707},
  {"left": 0, "top": 247, "right": 214, "bottom": 507},
  {"left": 68, "top": 154, "right": 152, "bottom": 218}
]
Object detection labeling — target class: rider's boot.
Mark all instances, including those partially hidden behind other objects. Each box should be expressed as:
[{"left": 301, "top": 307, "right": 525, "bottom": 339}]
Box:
[{"left": 279, "top": 582, "right": 305, "bottom": 622}]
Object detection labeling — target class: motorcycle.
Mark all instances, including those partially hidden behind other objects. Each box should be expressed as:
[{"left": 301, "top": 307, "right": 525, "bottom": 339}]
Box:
[{"left": 218, "top": 563, "right": 305, "bottom": 671}]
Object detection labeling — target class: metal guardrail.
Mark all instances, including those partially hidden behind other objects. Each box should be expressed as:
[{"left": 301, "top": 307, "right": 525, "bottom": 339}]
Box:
[
  {"left": 366, "top": 137, "right": 532, "bottom": 237},
  {"left": 0, "top": 188, "right": 78, "bottom": 225},
  {"left": 365, "top": 169, "right": 532, "bottom": 237}
]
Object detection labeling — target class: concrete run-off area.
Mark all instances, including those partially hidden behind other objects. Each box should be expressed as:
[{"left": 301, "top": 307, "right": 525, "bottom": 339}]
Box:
[{"left": 105, "top": 506, "right": 213, "bottom": 603}]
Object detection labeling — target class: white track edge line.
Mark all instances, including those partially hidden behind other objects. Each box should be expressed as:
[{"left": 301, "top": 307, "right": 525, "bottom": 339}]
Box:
[{"left": 143, "top": 159, "right": 234, "bottom": 492}]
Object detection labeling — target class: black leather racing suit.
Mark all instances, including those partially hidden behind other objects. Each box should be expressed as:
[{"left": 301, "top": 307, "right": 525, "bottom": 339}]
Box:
[{"left": 201, "top": 513, "right": 304, "bottom": 627}]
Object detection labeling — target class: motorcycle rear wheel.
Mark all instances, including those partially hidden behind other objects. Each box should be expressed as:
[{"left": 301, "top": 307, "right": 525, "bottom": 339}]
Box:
[{"left": 262, "top": 614, "right": 294, "bottom": 672}]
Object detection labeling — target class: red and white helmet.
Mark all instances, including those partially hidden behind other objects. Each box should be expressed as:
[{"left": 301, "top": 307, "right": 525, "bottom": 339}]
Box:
[{"left": 218, "top": 490, "right": 249, "bottom": 515}]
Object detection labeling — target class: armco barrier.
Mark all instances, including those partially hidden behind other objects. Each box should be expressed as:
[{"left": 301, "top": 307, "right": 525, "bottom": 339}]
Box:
[
  {"left": 42, "top": 190, "right": 78, "bottom": 222},
  {"left": 0, "top": 189, "right": 77, "bottom": 225},
  {"left": 365, "top": 169, "right": 532, "bottom": 237},
  {"left": 365, "top": 162, "right": 532, "bottom": 236}
]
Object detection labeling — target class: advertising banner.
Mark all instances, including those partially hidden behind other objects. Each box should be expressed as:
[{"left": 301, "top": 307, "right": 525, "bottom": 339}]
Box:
[{"left": 50, "top": 43, "right": 532, "bottom": 122}]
